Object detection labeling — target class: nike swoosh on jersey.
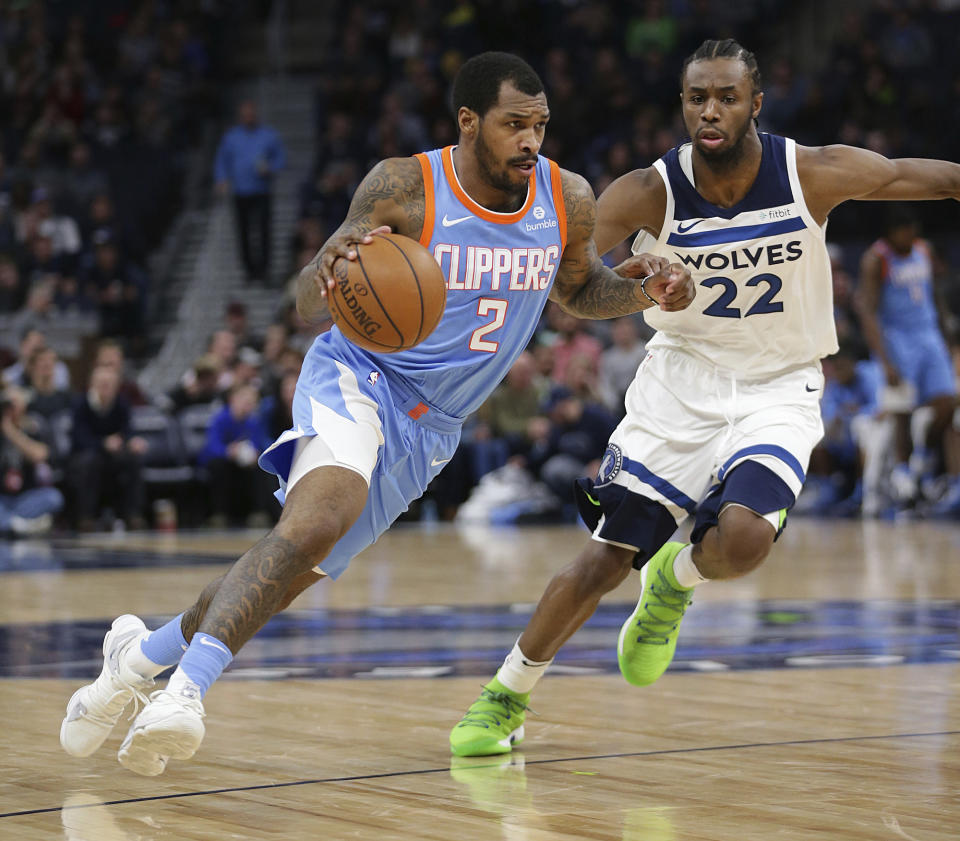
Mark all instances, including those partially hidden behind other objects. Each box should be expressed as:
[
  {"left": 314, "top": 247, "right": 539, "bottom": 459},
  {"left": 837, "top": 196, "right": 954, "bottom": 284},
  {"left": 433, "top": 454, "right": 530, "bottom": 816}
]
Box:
[
  {"left": 431, "top": 457, "right": 452, "bottom": 466},
  {"left": 676, "top": 219, "right": 706, "bottom": 234},
  {"left": 804, "top": 385, "right": 819, "bottom": 392},
  {"left": 441, "top": 214, "right": 473, "bottom": 227}
]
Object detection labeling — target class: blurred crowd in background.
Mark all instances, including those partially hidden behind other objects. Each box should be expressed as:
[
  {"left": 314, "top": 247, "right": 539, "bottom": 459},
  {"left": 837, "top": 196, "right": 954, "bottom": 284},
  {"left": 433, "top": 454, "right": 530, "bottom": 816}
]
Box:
[{"left": 2, "top": 0, "right": 959, "bottom": 537}]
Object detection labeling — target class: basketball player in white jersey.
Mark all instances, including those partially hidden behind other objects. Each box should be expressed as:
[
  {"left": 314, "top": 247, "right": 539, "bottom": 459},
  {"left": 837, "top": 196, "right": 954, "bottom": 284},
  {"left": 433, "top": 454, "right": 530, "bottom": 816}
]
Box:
[{"left": 451, "top": 38, "right": 960, "bottom": 758}]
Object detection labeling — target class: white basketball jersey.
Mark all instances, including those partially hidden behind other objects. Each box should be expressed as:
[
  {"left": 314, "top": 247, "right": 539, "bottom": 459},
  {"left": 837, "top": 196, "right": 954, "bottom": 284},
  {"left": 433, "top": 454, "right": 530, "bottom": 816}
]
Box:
[{"left": 635, "top": 134, "right": 838, "bottom": 378}]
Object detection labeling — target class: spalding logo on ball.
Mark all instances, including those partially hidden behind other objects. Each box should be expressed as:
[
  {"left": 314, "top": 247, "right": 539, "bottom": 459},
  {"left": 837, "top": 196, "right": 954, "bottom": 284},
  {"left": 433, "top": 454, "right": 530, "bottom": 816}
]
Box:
[{"left": 329, "top": 232, "right": 447, "bottom": 353}]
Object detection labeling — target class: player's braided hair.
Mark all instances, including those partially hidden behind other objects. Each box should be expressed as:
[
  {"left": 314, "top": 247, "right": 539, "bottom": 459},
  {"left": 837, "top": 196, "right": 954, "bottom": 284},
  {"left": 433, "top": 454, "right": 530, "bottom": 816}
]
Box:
[
  {"left": 681, "top": 39, "right": 762, "bottom": 94},
  {"left": 452, "top": 52, "right": 544, "bottom": 119}
]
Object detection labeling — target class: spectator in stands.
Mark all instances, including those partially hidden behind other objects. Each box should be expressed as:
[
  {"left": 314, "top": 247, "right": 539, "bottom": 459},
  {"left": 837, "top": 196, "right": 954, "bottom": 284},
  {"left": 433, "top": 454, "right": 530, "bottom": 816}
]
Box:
[
  {"left": 545, "top": 303, "right": 603, "bottom": 386},
  {"left": 599, "top": 315, "right": 650, "bottom": 415},
  {"left": 467, "top": 351, "right": 551, "bottom": 486},
  {"left": 20, "top": 231, "right": 66, "bottom": 285},
  {"left": 802, "top": 345, "right": 885, "bottom": 517},
  {"left": 0, "top": 384, "right": 64, "bottom": 537},
  {"left": 198, "top": 383, "right": 274, "bottom": 528},
  {"left": 529, "top": 385, "right": 619, "bottom": 504},
  {"left": 94, "top": 339, "right": 150, "bottom": 407},
  {"left": 259, "top": 322, "right": 292, "bottom": 395},
  {"left": 261, "top": 369, "right": 297, "bottom": 441},
  {"left": 80, "top": 230, "right": 148, "bottom": 350},
  {"left": 828, "top": 243, "right": 862, "bottom": 350},
  {"left": 10, "top": 275, "right": 61, "bottom": 340},
  {"left": 166, "top": 354, "right": 222, "bottom": 413},
  {"left": 213, "top": 100, "right": 286, "bottom": 284},
  {"left": 3, "top": 327, "right": 70, "bottom": 391},
  {"left": 80, "top": 193, "right": 145, "bottom": 267},
  {"left": 231, "top": 346, "right": 263, "bottom": 392},
  {"left": 223, "top": 300, "right": 261, "bottom": 352},
  {"left": 69, "top": 364, "right": 148, "bottom": 531},
  {"left": 0, "top": 254, "right": 25, "bottom": 313},
  {"left": 206, "top": 328, "right": 238, "bottom": 392},
  {"left": 62, "top": 142, "right": 109, "bottom": 219},
  {"left": 22, "top": 188, "right": 82, "bottom": 269},
  {"left": 25, "top": 346, "right": 73, "bottom": 422}
]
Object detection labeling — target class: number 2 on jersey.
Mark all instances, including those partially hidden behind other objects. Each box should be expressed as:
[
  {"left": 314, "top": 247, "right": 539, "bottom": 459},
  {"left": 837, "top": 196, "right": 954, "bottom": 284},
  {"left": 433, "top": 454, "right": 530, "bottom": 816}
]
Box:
[
  {"left": 469, "top": 298, "right": 508, "bottom": 352},
  {"left": 701, "top": 272, "right": 784, "bottom": 318}
]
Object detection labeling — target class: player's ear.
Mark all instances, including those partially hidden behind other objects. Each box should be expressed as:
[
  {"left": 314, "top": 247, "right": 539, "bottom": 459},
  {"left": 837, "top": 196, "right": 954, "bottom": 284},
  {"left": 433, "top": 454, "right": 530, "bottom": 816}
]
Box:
[
  {"left": 751, "top": 91, "right": 763, "bottom": 121},
  {"left": 457, "top": 106, "right": 479, "bottom": 137}
]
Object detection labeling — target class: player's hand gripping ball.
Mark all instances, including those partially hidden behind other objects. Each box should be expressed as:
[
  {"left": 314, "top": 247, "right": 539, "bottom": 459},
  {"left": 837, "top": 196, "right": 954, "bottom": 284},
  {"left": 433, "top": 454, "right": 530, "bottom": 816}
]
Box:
[{"left": 329, "top": 233, "right": 447, "bottom": 353}]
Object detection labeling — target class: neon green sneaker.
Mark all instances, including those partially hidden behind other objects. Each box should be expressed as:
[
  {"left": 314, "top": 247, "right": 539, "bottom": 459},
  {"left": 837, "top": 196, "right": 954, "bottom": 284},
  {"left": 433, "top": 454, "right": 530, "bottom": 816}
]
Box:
[
  {"left": 450, "top": 676, "right": 529, "bottom": 756},
  {"left": 617, "top": 541, "right": 693, "bottom": 687}
]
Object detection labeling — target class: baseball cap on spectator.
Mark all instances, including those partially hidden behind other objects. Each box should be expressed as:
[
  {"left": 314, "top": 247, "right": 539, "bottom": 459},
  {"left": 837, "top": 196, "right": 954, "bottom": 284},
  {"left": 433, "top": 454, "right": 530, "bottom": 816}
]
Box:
[{"left": 543, "top": 385, "right": 573, "bottom": 412}]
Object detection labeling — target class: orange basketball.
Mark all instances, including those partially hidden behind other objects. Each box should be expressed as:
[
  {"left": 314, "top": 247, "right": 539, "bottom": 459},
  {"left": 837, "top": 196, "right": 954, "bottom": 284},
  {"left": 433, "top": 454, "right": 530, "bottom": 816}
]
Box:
[{"left": 328, "top": 232, "right": 446, "bottom": 353}]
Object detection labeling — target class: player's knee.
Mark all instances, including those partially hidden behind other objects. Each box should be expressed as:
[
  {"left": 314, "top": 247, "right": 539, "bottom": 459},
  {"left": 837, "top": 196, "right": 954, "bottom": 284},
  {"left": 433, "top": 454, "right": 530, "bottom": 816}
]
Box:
[
  {"left": 569, "top": 541, "right": 635, "bottom": 596},
  {"left": 714, "top": 517, "right": 774, "bottom": 576},
  {"left": 272, "top": 515, "right": 344, "bottom": 570}
]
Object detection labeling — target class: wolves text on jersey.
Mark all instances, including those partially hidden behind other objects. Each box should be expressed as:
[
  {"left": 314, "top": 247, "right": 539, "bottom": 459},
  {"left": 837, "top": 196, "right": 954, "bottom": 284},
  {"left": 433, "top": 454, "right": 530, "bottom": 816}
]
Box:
[
  {"left": 673, "top": 240, "right": 803, "bottom": 272},
  {"left": 432, "top": 243, "right": 560, "bottom": 292}
]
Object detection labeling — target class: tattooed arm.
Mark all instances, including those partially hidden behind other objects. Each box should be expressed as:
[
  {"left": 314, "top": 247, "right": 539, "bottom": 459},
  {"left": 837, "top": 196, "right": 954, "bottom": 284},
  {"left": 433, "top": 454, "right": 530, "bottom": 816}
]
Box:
[
  {"left": 296, "top": 156, "right": 427, "bottom": 323},
  {"left": 549, "top": 170, "right": 693, "bottom": 319}
]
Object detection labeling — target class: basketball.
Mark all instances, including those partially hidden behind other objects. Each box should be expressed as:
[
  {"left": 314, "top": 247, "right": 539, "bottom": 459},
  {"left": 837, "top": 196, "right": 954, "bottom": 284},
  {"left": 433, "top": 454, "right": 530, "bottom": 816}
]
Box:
[{"left": 328, "top": 232, "right": 446, "bottom": 353}]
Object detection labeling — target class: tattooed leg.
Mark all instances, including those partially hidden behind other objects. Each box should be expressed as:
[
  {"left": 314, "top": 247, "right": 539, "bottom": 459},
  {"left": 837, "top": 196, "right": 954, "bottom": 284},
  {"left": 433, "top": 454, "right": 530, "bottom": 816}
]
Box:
[{"left": 195, "top": 465, "right": 369, "bottom": 654}]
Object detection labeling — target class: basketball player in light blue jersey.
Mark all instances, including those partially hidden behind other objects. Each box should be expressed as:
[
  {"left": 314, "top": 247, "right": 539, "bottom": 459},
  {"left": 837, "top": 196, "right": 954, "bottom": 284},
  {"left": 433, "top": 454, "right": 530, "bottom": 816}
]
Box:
[
  {"left": 58, "top": 52, "right": 695, "bottom": 775},
  {"left": 857, "top": 205, "right": 957, "bottom": 508},
  {"left": 452, "top": 38, "right": 960, "bottom": 758}
]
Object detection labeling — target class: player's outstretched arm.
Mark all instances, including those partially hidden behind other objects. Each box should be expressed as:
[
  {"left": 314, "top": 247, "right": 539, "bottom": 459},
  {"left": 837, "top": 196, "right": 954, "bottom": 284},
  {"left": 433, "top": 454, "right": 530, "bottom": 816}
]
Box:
[
  {"left": 594, "top": 166, "right": 667, "bottom": 256},
  {"left": 798, "top": 145, "right": 960, "bottom": 223},
  {"left": 550, "top": 170, "right": 694, "bottom": 319},
  {"left": 296, "top": 157, "right": 425, "bottom": 323}
]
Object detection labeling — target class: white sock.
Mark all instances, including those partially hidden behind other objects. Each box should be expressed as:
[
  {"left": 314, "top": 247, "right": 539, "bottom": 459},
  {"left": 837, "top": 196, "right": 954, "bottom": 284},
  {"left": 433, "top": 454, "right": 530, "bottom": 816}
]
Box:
[
  {"left": 496, "top": 639, "right": 552, "bottom": 695},
  {"left": 672, "top": 544, "right": 709, "bottom": 589}
]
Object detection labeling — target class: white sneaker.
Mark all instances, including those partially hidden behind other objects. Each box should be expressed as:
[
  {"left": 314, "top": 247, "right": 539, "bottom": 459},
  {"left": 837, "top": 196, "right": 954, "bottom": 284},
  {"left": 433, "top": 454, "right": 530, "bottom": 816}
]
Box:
[
  {"left": 118, "top": 685, "right": 205, "bottom": 776},
  {"left": 10, "top": 512, "right": 53, "bottom": 536},
  {"left": 60, "top": 615, "right": 154, "bottom": 757}
]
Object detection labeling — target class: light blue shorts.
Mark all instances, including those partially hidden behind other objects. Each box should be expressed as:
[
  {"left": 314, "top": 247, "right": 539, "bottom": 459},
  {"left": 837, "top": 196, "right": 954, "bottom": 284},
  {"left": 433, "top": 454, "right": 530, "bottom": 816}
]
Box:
[
  {"left": 259, "top": 334, "right": 461, "bottom": 578},
  {"left": 884, "top": 327, "right": 956, "bottom": 405}
]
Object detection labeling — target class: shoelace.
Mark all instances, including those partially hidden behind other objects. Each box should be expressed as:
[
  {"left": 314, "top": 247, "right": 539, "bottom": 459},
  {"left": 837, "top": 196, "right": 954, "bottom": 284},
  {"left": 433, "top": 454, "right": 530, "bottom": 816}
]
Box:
[
  {"left": 122, "top": 677, "right": 154, "bottom": 722},
  {"left": 458, "top": 687, "right": 534, "bottom": 730},
  {"left": 635, "top": 569, "right": 692, "bottom": 645}
]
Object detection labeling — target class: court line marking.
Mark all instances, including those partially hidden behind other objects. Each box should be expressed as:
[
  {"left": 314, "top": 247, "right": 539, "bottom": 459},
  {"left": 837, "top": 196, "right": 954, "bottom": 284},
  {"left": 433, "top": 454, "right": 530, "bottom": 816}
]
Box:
[{"left": 4, "top": 728, "right": 957, "bottom": 819}]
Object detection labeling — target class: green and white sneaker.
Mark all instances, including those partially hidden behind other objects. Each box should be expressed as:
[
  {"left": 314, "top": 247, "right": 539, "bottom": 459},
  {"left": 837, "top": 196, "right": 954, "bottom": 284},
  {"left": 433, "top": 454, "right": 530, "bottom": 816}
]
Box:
[
  {"left": 617, "top": 542, "right": 693, "bottom": 687},
  {"left": 450, "top": 677, "right": 529, "bottom": 757}
]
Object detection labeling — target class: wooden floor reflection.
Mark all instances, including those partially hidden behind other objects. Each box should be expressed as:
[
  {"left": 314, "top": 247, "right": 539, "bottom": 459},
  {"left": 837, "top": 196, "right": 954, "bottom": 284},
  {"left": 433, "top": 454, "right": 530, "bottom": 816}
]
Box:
[{"left": 1, "top": 517, "right": 958, "bottom": 840}]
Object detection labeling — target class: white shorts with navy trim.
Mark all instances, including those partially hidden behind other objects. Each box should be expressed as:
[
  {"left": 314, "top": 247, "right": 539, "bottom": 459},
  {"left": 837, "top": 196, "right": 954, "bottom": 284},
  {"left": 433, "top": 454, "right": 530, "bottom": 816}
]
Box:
[{"left": 595, "top": 346, "right": 824, "bottom": 531}]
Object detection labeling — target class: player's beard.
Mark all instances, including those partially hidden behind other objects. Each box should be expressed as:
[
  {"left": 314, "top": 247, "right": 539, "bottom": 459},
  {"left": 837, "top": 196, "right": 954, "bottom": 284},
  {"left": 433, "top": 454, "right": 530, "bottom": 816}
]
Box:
[
  {"left": 475, "top": 126, "right": 530, "bottom": 210},
  {"left": 696, "top": 112, "right": 755, "bottom": 172}
]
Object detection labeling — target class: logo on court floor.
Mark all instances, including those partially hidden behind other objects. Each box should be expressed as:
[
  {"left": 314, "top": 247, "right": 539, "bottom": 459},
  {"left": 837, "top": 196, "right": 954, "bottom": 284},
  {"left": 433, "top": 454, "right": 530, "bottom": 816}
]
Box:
[
  {"left": 595, "top": 444, "right": 623, "bottom": 487},
  {"left": 367, "top": 371, "right": 380, "bottom": 386}
]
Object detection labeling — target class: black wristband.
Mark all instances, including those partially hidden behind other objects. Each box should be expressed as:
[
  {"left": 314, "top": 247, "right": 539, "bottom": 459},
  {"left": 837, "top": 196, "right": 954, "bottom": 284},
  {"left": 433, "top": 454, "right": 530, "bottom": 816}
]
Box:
[{"left": 639, "top": 274, "right": 659, "bottom": 306}]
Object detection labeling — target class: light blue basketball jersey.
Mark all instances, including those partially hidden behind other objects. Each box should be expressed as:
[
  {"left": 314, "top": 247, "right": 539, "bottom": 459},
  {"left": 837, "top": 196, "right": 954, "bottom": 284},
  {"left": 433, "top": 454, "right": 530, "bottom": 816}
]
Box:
[
  {"left": 259, "top": 148, "right": 567, "bottom": 577},
  {"left": 320, "top": 145, "right": 566, "bottom": 419},
  {"left": 875, "top": 239, "right": 939, "bottom": 332}
]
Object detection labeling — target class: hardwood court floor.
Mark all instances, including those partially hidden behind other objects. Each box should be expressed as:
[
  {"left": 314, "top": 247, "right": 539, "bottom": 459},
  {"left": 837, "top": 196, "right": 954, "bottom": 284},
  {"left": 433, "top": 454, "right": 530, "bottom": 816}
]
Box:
[{"left": 1, "top": 518, "right": 958, "bottom": 840}]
